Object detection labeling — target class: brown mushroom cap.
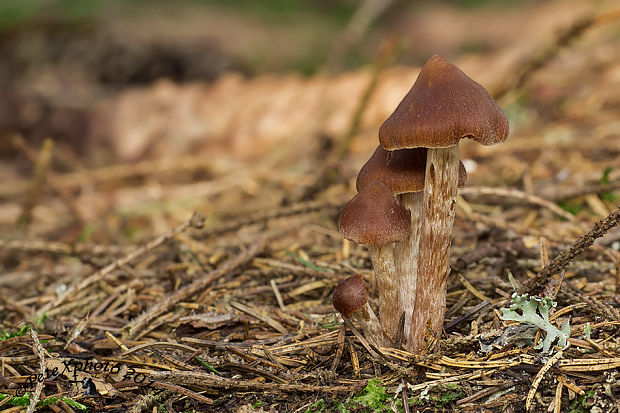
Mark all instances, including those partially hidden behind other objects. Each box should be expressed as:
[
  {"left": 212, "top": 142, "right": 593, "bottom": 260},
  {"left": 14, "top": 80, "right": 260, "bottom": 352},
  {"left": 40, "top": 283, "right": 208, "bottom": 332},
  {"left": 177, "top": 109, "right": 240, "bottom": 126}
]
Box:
[
  {"left": 356, "top": 146, "right": 467, "bottom": 194},
  {"left": 338, "top": 181, "right": 410, "bottom": 245},
  {"left": 332, "top": 274, "right": 368, "bottom": 318},
  {"left": 379, "top": 55, "right": 509, "bottom": 150}
]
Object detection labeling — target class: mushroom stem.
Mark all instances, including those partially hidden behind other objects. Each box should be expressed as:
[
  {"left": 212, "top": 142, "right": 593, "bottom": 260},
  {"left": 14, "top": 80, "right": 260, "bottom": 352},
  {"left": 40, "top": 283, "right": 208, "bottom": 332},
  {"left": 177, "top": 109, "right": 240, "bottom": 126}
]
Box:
[
  {"left": 353, "top": 302, "right": 391, "bottom": 348},
  {"left": 394, "top": 191, "right": 424, "bottom": 346},
  {"left": 409, "top": 145, "right": 460, "bottom": 352},
  {"left": 368, "top": 244, "right": 399, "bottom": 336}
]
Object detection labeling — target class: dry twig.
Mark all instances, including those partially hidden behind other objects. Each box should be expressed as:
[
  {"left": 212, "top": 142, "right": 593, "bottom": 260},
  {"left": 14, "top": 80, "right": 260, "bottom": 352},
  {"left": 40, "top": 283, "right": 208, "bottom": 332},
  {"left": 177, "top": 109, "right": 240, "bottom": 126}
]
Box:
[{"left": 521, "top": 206, "right": 620, "bottom": 297}]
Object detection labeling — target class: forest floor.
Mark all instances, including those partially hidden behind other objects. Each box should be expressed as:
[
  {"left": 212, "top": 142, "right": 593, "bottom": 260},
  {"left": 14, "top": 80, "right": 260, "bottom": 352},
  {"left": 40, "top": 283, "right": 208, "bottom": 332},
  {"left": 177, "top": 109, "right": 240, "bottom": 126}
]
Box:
[{"left": 1, "top": 1, "right": 620, "bottom": 412}]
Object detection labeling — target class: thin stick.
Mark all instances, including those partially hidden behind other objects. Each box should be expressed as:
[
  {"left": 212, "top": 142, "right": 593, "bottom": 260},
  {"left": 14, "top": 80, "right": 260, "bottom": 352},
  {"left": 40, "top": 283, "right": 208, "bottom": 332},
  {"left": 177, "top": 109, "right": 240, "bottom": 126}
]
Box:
[
  {"left": 123, "top": 235, "right": 271, "bottom": 338},
  {"left": 26, "top": 326, "right": 45, "bottom": 413},
  {"left": 230, "top": 301, "right": 289, "bottom": 335},
  {"left": 37, "top": 212, "right": 205, "bottom": 319},
  {"left": 492, "top": 9, "right": 620, "bottom": 99},
  {"left": 521, "top": 206, "right": 620, "bottom": 296},
  {"left": 526, "top": 350, "right": 564, "bottom": 411}
]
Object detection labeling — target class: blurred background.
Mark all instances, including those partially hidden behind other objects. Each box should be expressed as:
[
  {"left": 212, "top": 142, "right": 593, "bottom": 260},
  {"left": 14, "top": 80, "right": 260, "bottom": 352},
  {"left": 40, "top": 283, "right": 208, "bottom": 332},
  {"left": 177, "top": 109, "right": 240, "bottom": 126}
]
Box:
[{"left": 0, "top": 0, "right": 619, "bottom": 241}]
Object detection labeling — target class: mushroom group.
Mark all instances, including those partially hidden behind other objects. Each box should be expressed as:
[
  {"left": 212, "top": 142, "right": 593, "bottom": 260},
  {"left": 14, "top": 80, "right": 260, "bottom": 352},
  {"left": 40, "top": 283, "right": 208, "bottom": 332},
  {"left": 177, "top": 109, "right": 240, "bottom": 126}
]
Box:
[{"left": 334, "top": 55, "right": 509, "bottom": 352}]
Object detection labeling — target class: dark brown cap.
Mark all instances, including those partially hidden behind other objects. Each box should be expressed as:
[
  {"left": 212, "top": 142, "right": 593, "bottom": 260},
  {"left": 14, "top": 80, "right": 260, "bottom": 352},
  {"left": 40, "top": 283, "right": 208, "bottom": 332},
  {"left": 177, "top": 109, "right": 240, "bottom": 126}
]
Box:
[
  {"left": 332, "top": 274, "right": 368, "bottom": 318},
  {"left": 356, "top": 146, "right": 467, "bottom": 194},
  {"left": 379, "top": 55, "right": 509, "bottom": 150},
  {"left": 338, "top": 181, "right": 410, "bottom": 245}
]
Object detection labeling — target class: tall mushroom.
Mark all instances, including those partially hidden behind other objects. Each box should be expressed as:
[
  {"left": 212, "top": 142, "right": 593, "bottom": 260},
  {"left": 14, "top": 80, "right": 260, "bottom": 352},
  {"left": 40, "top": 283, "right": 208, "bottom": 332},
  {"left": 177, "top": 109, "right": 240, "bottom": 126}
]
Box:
[
  {"left": 356, "top": 146, "right": 466, "bottom": 344},
  {"left": 332, "top": 274, "right": 389, "bottom": 348},
  {"left": 379, "top": 55, "right": 509, "bottom": 351},
  {"left": 338, "top": 181, "right": 410, "bottom": 335}
]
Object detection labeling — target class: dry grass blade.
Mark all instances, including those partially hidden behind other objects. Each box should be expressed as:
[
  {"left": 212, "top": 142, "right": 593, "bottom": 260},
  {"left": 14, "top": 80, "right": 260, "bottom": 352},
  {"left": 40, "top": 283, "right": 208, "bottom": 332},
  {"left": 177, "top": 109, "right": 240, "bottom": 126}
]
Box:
[{"left": 229, "top": 301, "right": 289, "bottom": 334}]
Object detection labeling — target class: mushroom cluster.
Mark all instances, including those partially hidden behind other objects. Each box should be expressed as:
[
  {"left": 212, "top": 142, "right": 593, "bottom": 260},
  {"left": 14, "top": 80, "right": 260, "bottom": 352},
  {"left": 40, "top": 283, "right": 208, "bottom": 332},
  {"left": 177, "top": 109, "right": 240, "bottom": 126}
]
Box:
[{"left": 334, "top": 55, "right": 509, "bottom": 352}]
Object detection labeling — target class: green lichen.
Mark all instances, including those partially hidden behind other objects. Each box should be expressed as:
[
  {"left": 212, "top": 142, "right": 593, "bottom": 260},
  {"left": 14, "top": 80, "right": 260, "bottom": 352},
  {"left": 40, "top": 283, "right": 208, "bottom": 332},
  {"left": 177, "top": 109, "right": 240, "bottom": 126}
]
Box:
[{"left": 500, "top": 294, "right": 570, "bottom": 353}]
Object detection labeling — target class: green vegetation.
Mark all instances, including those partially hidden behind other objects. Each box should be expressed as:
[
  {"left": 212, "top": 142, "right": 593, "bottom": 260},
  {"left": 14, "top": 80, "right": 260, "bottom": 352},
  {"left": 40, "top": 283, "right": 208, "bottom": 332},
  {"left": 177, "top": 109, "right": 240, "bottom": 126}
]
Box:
[
  {"left": 78, "top": 223, "right": 96, "bottom": 243},
  {"left": 318, "top": 321, "right": 342, "bottom": 330},
  {"left": 0, "top": 324, "right": 29, "bottom": 340},
  {"left": 0, "top": 393, "right": 87, "bottom": 411},
  {"left": 599, "top": 167, "right": 613, "bottom": 184},
  {"left": 286, "top": 250, "right": 329, "bottom": 272},
  {"left": 600, "top": 191, "right": 618, "bottom": 202},
  {"left": 201, "top": 0, "right": 355, "bottom": 23},
  {"left": 598, "top": 167, "right": 618, "bottom": 201},
  {"left": 568, "top": 390, "right": 595, "bottom": 413},
  {"left": 349, "top": 378, "right": 392, "bottom": 411},
  {"left": 304, "top": 379, "right": 465, "bottom": 412},
  {"left": 305, "top": 399, "right": 327, "bottom": 412},
  {"left": 0, "top": 0, "right": 353, "bottom": 32},
  {"left": 558, "top": 201, "right": 583, "bottom": 216}
]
